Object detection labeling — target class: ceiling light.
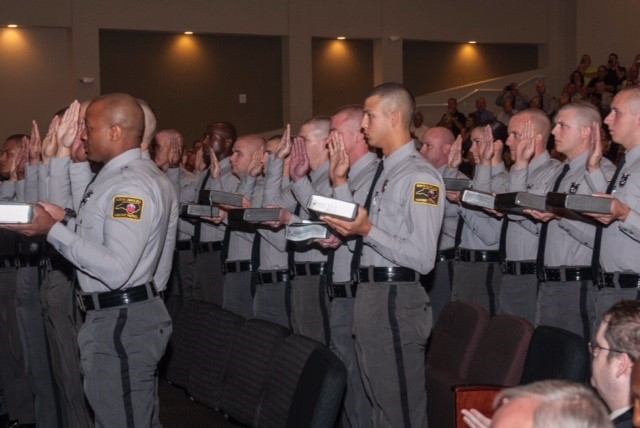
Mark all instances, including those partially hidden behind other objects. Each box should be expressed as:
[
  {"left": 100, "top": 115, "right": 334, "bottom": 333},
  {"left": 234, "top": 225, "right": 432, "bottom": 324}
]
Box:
[
  {"left": 7, "top": 24, "right": 18, "bottom": 28},
  {"left": 184, "top": 31, "right": 194, "bottom": 35},
  {"left": 468, "top": 40, "right": 477, "bottom": 44},
  {"left": 337, "top": 36, "right": 346, "bottom": 40}
]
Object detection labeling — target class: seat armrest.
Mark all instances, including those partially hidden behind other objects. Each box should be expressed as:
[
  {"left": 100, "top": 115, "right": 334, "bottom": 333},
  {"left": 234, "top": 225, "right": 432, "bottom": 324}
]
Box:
[{"left": 453, "top": 384, "right": 502, "bottom": 428}]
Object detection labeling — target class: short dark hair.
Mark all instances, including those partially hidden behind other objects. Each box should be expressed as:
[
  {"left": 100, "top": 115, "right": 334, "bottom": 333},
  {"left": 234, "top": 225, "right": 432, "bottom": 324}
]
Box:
[
  {"left": 367, "top": 82, "right": 416, "bottom": 128},
  {"left": 603, "top": 300, "right": 640, "bottom": 362}
]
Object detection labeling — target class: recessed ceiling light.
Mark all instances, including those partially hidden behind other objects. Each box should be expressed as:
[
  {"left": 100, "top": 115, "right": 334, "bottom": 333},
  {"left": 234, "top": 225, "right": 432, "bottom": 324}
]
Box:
[
  {"left": 7, "top": 24, "right": 18, "bottom": 28},
  {"left": 468, "top": 40, "right": 477, "bottom": 44},
  {"left": 184, "top": 31, "right": 194, "bottom": 35},
  {"left": 337, "top": 36, "right": 346, "bottom": 40}
]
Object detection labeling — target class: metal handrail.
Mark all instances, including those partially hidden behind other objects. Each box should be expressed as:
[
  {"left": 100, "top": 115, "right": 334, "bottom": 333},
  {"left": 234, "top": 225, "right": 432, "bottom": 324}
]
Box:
[{"left": 417, "top": 74, "right": 547, "bottom": 108}]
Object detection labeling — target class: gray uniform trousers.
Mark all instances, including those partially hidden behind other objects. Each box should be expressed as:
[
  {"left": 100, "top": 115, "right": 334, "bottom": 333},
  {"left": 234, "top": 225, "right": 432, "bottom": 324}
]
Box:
[
  {"left": 40, "top": 265, "right": 93, "bottom": 428},
  {"left": 0, "top": 268, "right": 34, "bottom": 424},
  {"left": 15, "top": 265, "right": 59, "bottom": 428},
  {"left": 291, "top": 274, "right": 331, "bottom": 345},
  {"left": 329, "top": 288, "right": 372, "bottom": 428},
  {"left": 535, "top": 279, "right": 597, "bottom": 340},
  {"left": 222, "top": 270, "right": 254, "bottom": 320},
  {"left": 253, "top": 271, "right": 292, "bottom": 329},
  {"left": 421, "top": 255, "right": 454, "bottom": 324},
  {"left": 193, "top": 247, "right": 223, "bottom": 305},
  {"left": 498, "top": 272, "right": 538, "bottom": 325},
  {"left": 354, "top": 281, "right": 432, "bottom": 428},
  {"left": 77, "top": 297, "right": 172, "bottom": 428},
  {"left": 451, "top": 261, "right": 502, "bottom": 316},
  {"left": 164, "top": 244, "right": 195, "bottom": 319}
]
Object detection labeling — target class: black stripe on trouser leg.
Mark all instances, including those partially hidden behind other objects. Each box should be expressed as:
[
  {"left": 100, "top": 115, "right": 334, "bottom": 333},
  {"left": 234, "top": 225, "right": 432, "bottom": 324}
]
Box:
[
  {"left": 319, "top": 275, "right": 331, "bottom": 345},
  {"left": 285, "top": 279, "right": 292, "bottom": 330},
  {"left": 114, "top": 308, "right": 135, "bottom": 428},
  {"left": 485, "top": 263, "right": 496, "bottom": 316},
  {"left": 579, "top": 280, "right": 589, "bottom": 340},
  {"left": 388, "top": 284, "right": 411, "bottom": 428},
  {"left": 447, "top": 260, "right": 454, "bottom": 291}
]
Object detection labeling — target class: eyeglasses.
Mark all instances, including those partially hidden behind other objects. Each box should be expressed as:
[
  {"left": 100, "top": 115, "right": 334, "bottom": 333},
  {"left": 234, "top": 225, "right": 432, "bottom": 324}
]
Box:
[{"left": 588, "top": 341, "right": 625, "bottom": 357}]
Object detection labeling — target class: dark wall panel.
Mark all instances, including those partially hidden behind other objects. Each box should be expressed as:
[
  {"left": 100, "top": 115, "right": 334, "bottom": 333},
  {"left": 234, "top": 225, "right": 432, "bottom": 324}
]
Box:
[
  {"left": 100, "top": 30, "right": 283, "bottom": 143},
  {"left": 312, "top": 38, "right": 373, "bottom": 116},
  {"left": 403, "top": 41, "right": 539, "bottom": 96}
]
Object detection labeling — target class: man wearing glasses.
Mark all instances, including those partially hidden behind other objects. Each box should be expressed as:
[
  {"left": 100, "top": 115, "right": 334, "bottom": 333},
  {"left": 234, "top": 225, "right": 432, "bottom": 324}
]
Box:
[{"left": 590, "top": 300, "right": 640, "bottom": 428}]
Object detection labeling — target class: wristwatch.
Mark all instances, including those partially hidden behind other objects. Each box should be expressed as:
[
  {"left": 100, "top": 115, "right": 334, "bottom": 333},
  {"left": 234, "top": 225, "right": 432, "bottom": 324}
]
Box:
[{"left": 61, "top": 208, "right": 77, "bottom": 226}]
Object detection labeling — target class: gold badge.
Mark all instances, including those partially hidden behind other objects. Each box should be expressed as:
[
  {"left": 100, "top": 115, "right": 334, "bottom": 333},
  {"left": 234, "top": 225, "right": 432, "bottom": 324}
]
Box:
[
  {"left": 112, "top": 197, "right": 143, "bottom": 220},
  {"left": 413, "top": 183, "right": 439, "bottom": 206}
]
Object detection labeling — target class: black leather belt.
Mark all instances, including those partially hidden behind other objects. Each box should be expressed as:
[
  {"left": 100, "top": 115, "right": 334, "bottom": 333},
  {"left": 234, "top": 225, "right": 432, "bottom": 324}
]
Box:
[
  {"left": 294, "top": 262, "right": 327, "bottom": 276},
  {"left": 225, "top": 260, "right": 252, "bottom": 273},
  {"left": 195, "top": 241, "right": 224, "bottom": 253},
  {"left": 17, "top": 255, "right": 40, "bottom": 268},
  {"left": 78, "top": 282, "right": 158, "bottom": 311},
  {"left": 357, "top": 267, "right": 417, "bottom": 283},
  {"left": 539, "top": 267, "right": 593, "bottom": 283},
  {"left": 436, "top": 248, "right": 456, "bottom": 263},
  {"left": 457, "top": 249, "right": 501, "bottom": 263},
  {"left": 598, "top": 273, "right": 640, "bottom": 289},
  {"left": 255, "top": 270, "right": 291, "bottom": 284},
  {"left": 502, "top": 261, "right": 537, "bottom": 276},
  {"left": 175, "top": 240, "right": 192, "bottom": 251},
  {"left": 47, "top": 254, "right": 72, "bottom": 272},
  {"left": 0, "top": 256, "right": 17, "bottom": 269},
  {"left": 327, "top": 282, "right": 357, "bottom": 299}
]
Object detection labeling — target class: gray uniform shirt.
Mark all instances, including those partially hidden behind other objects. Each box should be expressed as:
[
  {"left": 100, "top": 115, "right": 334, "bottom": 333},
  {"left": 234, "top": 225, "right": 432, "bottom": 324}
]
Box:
[
  {"left": 589, "top": 146, "right": 640, "bottom": 272},
  {"left": 505, "top": 151, "right": 560, "bottom": 260},
  {"left": 47, "top": 148, "right": 178, "bottom": 293},
  {"left": 332, "top": 152, "right": 379, "bottom": 282},
  {"left": 543, "top": 151, "right": 615, "bottom": 266},
  {"left": 441, "top": 166, "right": 469, "bottom": 251},
  {"left": 361, "top": 142, "right": 444, "bottom": 275}
]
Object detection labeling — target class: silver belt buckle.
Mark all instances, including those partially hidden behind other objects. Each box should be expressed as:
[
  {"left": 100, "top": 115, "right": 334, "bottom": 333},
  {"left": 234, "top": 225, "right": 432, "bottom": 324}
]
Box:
[{"left": 76, "top": 291, "right": 87, "bottom": 312}]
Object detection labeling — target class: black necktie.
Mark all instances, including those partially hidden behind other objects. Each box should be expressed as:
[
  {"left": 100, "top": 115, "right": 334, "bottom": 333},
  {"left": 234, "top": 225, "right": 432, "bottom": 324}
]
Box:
[
  {"left": 192, "top": 170, "right": 211, "bottom": 250},
  {"left": 591, "top": 155, "right": 626, "bottom": 279},
  {"left": 536, "top": 163, "right": 570, "bottom": 279},
  {"left": 498, "top": 218, "right": 509, "bottom": 263},
  {"left": 350, "top": 160, "right": 384, "bottom": 282}
]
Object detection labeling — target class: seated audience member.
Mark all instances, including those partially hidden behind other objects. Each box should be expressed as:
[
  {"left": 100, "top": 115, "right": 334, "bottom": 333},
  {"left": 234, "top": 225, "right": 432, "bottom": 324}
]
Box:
[
  {"left": 577, "top": 53, "right": 599, "bottom": 85},
  {"left": 440, "top": 97, "right": 467, "bottom": 137},
  {"left": 495, "top": 82, "right": 529, "bottom": 111},
  {"left": 590, "top": 65, "right": 615, "bottom": 95},
  {"left": 472, "top": 97, "right": 495, "bottom": 123},
  {"left": 606, "top": 53, "right": 627, "bottom": 93},
  {"left": 533, "top": 80, "right": 557, "bottom": 117},
  {"left": 632, "top": 357, "right": 640, "bottom": 427},
  {"left": 496, "top": 98, "right": 517, "bottom": 125},
  {"left": 463, "top": 380, "right": 613, "bottom": 428},
  {"left": 410, "top": 110, "right": 429, "bottom": 139}
]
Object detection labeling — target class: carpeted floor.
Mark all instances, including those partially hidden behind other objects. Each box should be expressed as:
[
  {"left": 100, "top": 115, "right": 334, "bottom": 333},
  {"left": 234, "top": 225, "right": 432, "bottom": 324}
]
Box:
[{"left": 159, "top": 381, "right": 239, "bottom": 428}]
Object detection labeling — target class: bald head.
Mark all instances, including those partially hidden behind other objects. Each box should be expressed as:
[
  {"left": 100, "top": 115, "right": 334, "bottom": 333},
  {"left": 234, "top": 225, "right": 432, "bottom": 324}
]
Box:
[
  {"left": 83, "top": 93, "right": 145, "bottom": 163},
  {"left": 230, "top": 134, "right": 265, "bottom": 178},
  {"left": 419, "top": 127, "right": 454, "bottom": 168}
]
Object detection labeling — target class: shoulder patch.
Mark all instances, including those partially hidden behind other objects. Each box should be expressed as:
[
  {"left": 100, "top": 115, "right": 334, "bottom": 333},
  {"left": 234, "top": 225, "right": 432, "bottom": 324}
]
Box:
[
  {"left": 413, "top": 183, "right": 440, "bottom": 206},
  {"left": 112, "top": 197, "right": 143, "bottom": 220}
]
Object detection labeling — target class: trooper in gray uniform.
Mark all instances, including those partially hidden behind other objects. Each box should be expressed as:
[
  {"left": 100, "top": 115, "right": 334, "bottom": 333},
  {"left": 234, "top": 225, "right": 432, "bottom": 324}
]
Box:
[
  {"left": 324, "top": 83, "right": 444, "bottom": 428},
  {"left": 0, "top": 136, "right": 35, "bottom": 427},
  {"left": 324, "top": 104, "right": 376, "bottom": 428},
  {"left": 181, "top": 122, "right": 239, "bottom": 304},
  {"left": 584, "top": 88, "right": 640, "bottom": 324},
  {"left": 7, "top": 93, "right": 178, "bottom": 428},
  {"left": 527, "top": 101, "right": 615, "bottom": 340},
  {"left": 498, "top": 109, "right": 559, "bottom": 324},
  {"left": 449, "top": 122, "right": 507, "bottom": 316},
  {"left": 220, "top": 135, "right": 265, "bottom": 319},
  {"left": 419, "top": 127, "right": 466, "bottom": 323}
]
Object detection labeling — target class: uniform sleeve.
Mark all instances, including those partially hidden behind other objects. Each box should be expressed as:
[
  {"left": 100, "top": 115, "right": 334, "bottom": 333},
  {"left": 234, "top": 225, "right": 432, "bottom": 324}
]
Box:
[
  {"left": 472, "top": 165, "right": 492, "bottom": 192},
  {"left": 154, "top": 192, "right": 179, "bottom": 291},
  {"left": 167, "top": 167, "right": 181, "bottom": 199},
  {"left": 47, "top": 182, "right": 157, "bottom": 289},
  {"left": 458, "top": 207, "right": 501, "bottom": 246},
  {"left": 48, "top": 157, "right": 72, "bottom": 207},
  {"left": 14, "top": 180, "right": 25, "bottom": 202},
  {"left": 556, "top": 217, "right": 595, "bottom": 249},
  {"left": 507, "top": 166, "right": 528, "bottom": 192},
  {"left": 25, "top": 164, "right": 40, "bottom": 203},
  {"left": 70, "top": 162, "right": 94, "bottom": 212},
  {"left": 365, "top": 174, "right": 444, "bottom": 274}
]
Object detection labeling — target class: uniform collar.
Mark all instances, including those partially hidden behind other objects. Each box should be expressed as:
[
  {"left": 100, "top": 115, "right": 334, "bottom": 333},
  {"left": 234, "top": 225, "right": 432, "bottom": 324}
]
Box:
[
  {"left": 310, "top": 159, "right": 329, "bottom": 182},
  {"left": 98, "top": 148, "right": 141, "bottom": 177},
  {"left": 350, "top": 152, "right": 378, "bottom": 179},
  {"left": 383, "top": 140, "right": 417, "bottom": 172}
]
